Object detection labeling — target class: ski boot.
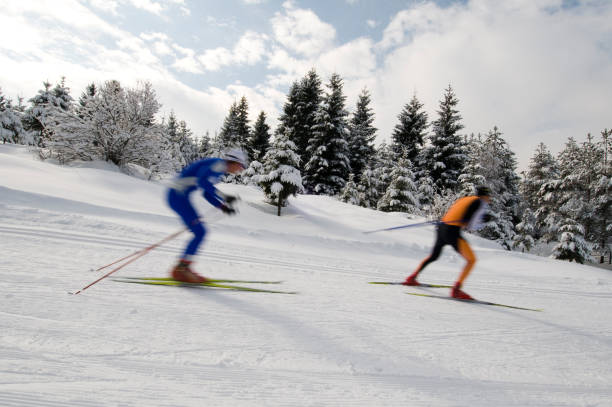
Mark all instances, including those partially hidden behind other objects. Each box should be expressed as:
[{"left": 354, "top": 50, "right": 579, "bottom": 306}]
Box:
[
  {"left": 451, "top": 282, "right": 474, "bottom": 300},
  {"left": 171, "top": 259, "right": 208, "bottom": 283},
  {"left": 402, "top": 271, "right": 420, "bottom": 286}
]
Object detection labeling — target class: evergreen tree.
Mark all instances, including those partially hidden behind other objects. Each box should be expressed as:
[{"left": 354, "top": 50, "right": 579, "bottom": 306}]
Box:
[
  {"left": 259, "top": 134, "right": 303, "bottom": 216},
  {"left": 577, "top": 132, "right": 610, "bottom": 250},
  {"left": 235, "top": 96, "right": 250, "bottom": 147},
  {"left": 296, "top": 68, "right": 322, "bottom": 169},
  {"left": 249, "top": 111, "right": 271, "bottom": 163},
  {"left": 356, "top": 165, "right": 381, "bottom": 209},
  {"left": 163, "top": 111, "right": 186, "bottom": 170},
  {"left": 0, "top": 88, "right": 26, "bottom": 144},
  {"left": 513, "top": 208, "right": 536, "bottom": 252},
  {"left": 218, "top": 97, "right": 250, "bottom": 150},
  {"left": 377, "top": 154, "right": 419, "bottom": 214},
  {"left": 423, "top": 85, "right": 466, "bottom": 193},
  {"left": 198, "top": 131, "right": 212, "bottom": 157},
  {"left": 521, "top": 142, "right": 560, "bottom": 241},
  {"left": 552, "top": 220, "right": 590, "bottom": 263},
  {"left": 416, "top": 175, "right": 436, "bottom": 216},
  {"left": 391, "top": 94, "right": 428, "bottom": 162},
  {"left": 458, "top": 134, "right": 486, "bottom": 197},
  {"left": 339, "top": 173, "right": 361, "bottom": 206},
  {"left": 177, "top": 120, "right": 199, "bottom": 164},
  {"left": 241, "top": 160, "right": 265, "bottom": 186},
  {"left": 23, "top": 78, "right": 74, "bottom": 146},
  {"left": 475, "top": 127, "right": 522, "bottom": 249},
  {"left": 347, "top": 88, "right": 376, "bottom": 181},
  {"left": 304, "top": 73, "right": 351, "bottom": 195},
  {"left": 371, "top": 142, "right": 396, "bottom": 202}
]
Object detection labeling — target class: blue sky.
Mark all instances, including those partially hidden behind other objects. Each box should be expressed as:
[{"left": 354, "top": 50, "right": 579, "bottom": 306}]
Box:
[{"left": 1, "top": 0, "right": 611, "bottom": 170}]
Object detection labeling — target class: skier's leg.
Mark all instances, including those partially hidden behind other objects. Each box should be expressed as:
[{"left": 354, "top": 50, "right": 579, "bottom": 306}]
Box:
[
  {"left": 404, "top": 232, "right": 444, "bottom": 285},
  {"left": 168, "top": 190, "right": 207, "bottom": 259},
  {"left": 456, "top": 238, "right": 476, "bottom": 286},
  {"left": 450, "top": 238, "right": 476, "bottom": 300}
]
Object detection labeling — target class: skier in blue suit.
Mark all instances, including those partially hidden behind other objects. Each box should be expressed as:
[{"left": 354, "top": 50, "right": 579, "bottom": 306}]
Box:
[{"left": 167, "top": 148, "right": 247, "bottom": 282}]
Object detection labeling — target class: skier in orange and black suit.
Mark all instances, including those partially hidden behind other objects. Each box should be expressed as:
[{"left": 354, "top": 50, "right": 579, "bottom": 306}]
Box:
[{"left": 404, "top": 186, "right": 492, "bottom": 300}]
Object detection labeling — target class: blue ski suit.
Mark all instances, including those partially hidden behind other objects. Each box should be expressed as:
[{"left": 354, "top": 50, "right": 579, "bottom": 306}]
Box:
[{"left": 167, "top": 158, "right": 228, "bottom": 259}]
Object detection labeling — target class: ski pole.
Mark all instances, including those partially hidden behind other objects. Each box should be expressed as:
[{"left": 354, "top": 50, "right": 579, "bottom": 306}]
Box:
[
  {"left": 94, "top": 228, "right": 187, "bottom": 272},
  {"left": 74, "top": 208, "right": 230, "bottom": 294},
  {"left": 363, "top": 219, "right": 464, "bottom": 234},
  {"left": 363, "top": 220, "right": 440, "bottom": 234},
  {"left": 71, "top": 227, "right": 187, "bottom": 294},
  {"left": 94, "top": 207, "right": 226, "bottom": 272}
]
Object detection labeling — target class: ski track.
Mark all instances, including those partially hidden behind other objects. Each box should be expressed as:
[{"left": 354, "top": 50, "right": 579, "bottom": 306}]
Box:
[
  {"left": 2, "top": 221, "right": 610, "bottom": 301},
  {"left": 2, "top": 151, "right": 612, "bottom": 406}
]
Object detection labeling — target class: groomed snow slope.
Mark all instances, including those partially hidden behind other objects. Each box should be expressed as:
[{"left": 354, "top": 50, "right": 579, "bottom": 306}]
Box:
[{"left": 1, "top": 144, "right": 611, "bottom": 406}]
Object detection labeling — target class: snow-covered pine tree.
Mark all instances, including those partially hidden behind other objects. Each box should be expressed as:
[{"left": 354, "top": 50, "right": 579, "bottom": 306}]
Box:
[
  {"left": 209, "top": 131, "right": 225, "bottom": 157},
  {"left": 23, "top": 78, "right": 74, "bottom": 147},
  {"left": 304, "top": 73, "right": 351, "bottom": 195},
  {"left": 248, "top": 111, "right": 271, "bottom": 163},
  {"left": 235, "top": 96, "right": 250, "bottom": 148},
  {"left": 521, "top": 142, "right": 560, "bottom": 242},
  {"left": 416, "top": 175, "right": 436, "bottom": 216},
  {"left": 391, "top": 94, "right": 428, "bottom": 162},
  {"left": 163, "top": 111, "right": 186, "bottom": 170},
  {"left": 198, "top": 131, "right": 212, "bottom": 157},
  {"left": 339, "top": 173, "right": 360, "bottom": 206},
  {"left": 347, "top": 88, "right": 376, "bottom": 182},
  {"left": 0, "top": 88, "right": 26, "bottom": 144},
  {"left": 377, "top": 153, "right": 419, "bottom": 215},
  {"left": 473, "top": 127, "right": 522, "bottom": 249},
  {"left": 591, "top": 129, "right": 611, "bottom": 254},
  {"left": 552, "top": 219, "right": 590, "bottom": 263},
  {"left": 356, "top": 165, "right": 381, "bottom": 208},
  {"left": 573, "top": 132, "right": 611, "bottom": 252},
  {"left": 241, "top": 159, "right": 264, "bottom": 186},
  {"left": 218, "top": 97, "right": 250, "bottom": 151},
  {"left": 512, "top": 207, "right": 536, "bottom": 252},
  {"left": 371, "top": 142, "right": 396, "bottom": 202},
  {"left": 76, "top": 83, "right": 96, "bottom": 119},
  {"left": 259, "top": 134, "right": 303, "bottom": 216},
  {"left": 217, "top": 102, "right": 239, "bottom": 151},
  {"left": 296, "top": 69, "right": 322, "bottom": 170},
  {"left": 423, "top": 85, "right": 466, "bottom": 193},
  {"left": 458, "top": 134, "right": 486, "bottom": 196}
]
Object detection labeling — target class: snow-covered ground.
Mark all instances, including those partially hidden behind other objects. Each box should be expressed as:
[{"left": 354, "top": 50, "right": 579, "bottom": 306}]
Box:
[{"left": 1, "top": 144, "right": 611, "bottom": 407}]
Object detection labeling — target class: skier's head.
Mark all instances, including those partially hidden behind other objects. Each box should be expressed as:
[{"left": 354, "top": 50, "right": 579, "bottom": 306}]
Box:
[
  {"left": 223, "top": 148, "right": 248, "bottom": 173},
  {"left": 476, "top": 186, "right": 491, "bottom": 201}
]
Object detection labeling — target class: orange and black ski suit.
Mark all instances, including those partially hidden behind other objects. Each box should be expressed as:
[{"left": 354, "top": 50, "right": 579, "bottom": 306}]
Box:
[{"left": 415, "top": 196, "right": 488, "bottom": 286}]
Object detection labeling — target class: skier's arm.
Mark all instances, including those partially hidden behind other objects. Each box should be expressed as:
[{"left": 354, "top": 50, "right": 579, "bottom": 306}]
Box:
[
  {"left": 465, "top": 200, "right": 490, "bottom": 231},
  {"left": 196, "top": 165, "right": 225, "bottom": 208}
]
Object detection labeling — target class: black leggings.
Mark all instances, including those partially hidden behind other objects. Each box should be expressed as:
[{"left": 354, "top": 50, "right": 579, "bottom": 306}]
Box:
[{"left": 419, "top": 224, "right": 462, "bottom": 270}]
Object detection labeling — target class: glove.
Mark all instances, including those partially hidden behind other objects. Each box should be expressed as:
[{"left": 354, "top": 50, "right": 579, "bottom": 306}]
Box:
[
  {"left": 482, "top": 213, "right": 492, "bottom": 222},
  {"left": 220, "top": 204, "right": 236, "bottom": 215}
]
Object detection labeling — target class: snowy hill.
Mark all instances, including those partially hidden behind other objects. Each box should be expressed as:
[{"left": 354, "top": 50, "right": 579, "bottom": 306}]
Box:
[{"left": 1, "top": 144, "right": 611, "bottom": 407}]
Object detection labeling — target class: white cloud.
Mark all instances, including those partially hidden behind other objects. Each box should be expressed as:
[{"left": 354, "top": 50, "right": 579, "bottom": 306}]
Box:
[
  {"left": 126, "top": 0, "right": 164, "bottom": 15},
  {"left": 197, "top": 31, "right": 268, "bottom": 71},
  {"left": 271, "top": 1, "right": 336, "bottom": 57},
  {"left": 366, "top": 19, "right": 377, "bottom": 28},
  {"left": 318, "top": 38, "right": 375, "bottom": 79},
  {"left": 86, "top": 0, "right": 120, "bottom": 15},
  {"left": 197, "top": 47, "right": 234, "bottom": 71}
]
